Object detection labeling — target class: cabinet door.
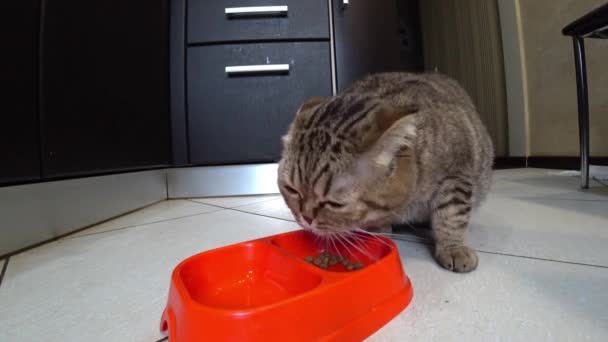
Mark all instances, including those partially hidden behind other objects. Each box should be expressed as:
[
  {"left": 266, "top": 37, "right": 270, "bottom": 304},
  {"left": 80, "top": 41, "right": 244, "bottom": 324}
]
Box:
[
  {"left": 0, "top": 0, "right": 41, "bottom": 185},
  {"left": 40, "top": 0, "right": 170, "bottom": 178},
  {"left": 333, "top": 0, "right": 404, "bottom": 91},
  {"left": 187, "top": 42, "right": 332, "bottom": 165}
]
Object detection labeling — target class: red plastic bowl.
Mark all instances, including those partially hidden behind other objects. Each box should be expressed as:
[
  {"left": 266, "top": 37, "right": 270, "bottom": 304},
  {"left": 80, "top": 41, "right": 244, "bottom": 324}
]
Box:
[{"left": 160, "top": 230, "right": 413, "bottom": 341}]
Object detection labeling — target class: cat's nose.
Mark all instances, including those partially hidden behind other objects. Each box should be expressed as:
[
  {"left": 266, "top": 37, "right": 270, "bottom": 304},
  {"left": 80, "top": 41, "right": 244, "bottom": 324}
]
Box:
[{"left": 302, "top": 215, "right": 314, "bottom": 225}]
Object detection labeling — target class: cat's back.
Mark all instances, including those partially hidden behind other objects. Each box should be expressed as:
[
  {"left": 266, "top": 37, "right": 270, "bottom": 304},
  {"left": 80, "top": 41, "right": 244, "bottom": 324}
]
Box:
[
  {"left": 346, "top": 72, "right": 494, "bottom": 202},
  {"left": 344, "top": 72, "right": 475, "bottom": 111}
]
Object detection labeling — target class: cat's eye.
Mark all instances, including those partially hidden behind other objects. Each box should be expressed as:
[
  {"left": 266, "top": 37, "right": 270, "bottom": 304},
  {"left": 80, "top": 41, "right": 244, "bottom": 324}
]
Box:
[
  {"left": 324, "top": 201, "right": 346, "bottom": 209},
  {"left": 283, "top": 185, "right": 300, "bottom": 197}
]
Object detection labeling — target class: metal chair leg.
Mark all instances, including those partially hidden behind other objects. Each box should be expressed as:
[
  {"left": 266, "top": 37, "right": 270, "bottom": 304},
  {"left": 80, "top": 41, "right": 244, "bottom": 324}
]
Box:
[{"left": 572, "top": 36, "right": 590, "bottom": 189}]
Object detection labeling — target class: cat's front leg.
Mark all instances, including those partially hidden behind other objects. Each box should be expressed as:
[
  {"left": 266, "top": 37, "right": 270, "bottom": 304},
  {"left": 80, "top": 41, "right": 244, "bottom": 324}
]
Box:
[{"left": 430, "top": 177, "right": 478, "bottom": 273}]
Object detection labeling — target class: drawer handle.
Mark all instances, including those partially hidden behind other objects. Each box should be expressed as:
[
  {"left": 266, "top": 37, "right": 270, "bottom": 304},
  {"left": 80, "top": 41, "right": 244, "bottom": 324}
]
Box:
[
  {"left": 225, "top": 64, "right": 290, "bottom": 75},
  {"left": 225, "top": 6, "right": 288, "bottom": 16}
]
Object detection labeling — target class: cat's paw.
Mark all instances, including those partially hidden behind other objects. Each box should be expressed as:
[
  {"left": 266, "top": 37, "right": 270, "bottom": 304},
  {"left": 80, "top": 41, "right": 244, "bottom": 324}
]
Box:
[{"left": 435, "top": 245, "right": 478, "bottom": 273}]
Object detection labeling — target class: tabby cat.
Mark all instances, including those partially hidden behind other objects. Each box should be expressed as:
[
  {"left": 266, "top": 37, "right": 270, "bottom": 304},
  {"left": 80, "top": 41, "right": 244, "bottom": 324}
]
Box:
[{"left": 277, "top": 72, "right": 493, "bottom": 272}]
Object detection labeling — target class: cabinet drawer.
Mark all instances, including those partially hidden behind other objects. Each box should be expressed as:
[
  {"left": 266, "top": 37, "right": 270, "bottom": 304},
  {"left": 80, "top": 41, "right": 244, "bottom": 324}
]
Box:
[
  {"left": 187, "top": 0, "right": 329, "bottom": 43},
  {"left": 187, "top": 42, "right": 331, "bottom": 165}
]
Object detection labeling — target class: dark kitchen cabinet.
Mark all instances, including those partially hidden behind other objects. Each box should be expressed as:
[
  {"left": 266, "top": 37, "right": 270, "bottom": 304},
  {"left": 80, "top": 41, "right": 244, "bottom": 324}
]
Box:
[
  {"left": 40, "top": 0, "right": 170, "bottom": 178},
  {"left": 333, "top": 0, "right": 410, "bottom": 91},
  {"left": 173, "top": 0, "right": 334, "bottom": 166},
  {"left": 173, "top": 0, "right": 422, "bottom": 167},
  {"left": 0, "top": 0, "right": 422, "bottom": 189},
  {"left": 187, "top": 0, "right": 329, "bottom": 44},
  {"left": 188, "top": 42, "right": 332, "bottom": 164},
  {"left": 0, "top": 0, "right": 42, "bottom": 185}
]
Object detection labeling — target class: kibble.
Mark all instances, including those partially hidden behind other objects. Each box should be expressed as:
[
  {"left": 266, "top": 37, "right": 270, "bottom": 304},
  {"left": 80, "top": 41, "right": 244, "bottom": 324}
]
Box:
[{"left": 305, "top": 250, "right": 364, "bottom": 271}]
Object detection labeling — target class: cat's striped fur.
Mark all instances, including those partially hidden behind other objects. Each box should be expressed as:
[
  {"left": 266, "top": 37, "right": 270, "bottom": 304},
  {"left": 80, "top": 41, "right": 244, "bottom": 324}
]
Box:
[{"left": 278, "top": 72, "right": 494, "bottom": 272}]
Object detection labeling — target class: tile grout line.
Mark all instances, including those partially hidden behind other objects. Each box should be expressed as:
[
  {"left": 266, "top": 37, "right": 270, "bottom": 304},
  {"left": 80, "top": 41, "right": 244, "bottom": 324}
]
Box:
[
  {"left": 226, "top": 207, "right": 297, "bottom": 223},
  {"left": 0, "top": 257, "right": 10, "bottom": 289},
  {"left": 593, "top": 176, "right": 608, "bottom": 187},
  {"left": 187, "top": 196, "right": 282, "bottom": 209},
  {"left": 6, "top": 198, "right": 282, "bottom": 255},
  {"left": 185, "top": 199, "right": 299, "bottom": 223},
  {"left": 184, "top": 198, "right": 230, "bottom": 209},
  {"left": 185, "top": 201, "right": 608, "bottom": 270},
  {"left": 64, "top": 207, "right": 227, "bottom": 240},
  {"left": 393, "top": 237, "right": 608, "bottom": 269},
  {"left": 185, "top": 198, "right": 291, "bottom": 216},
  {"left": 190, "top": 202, "right": 430, "bottom": 245},
  {"left": 0, "top": 199, "right": 169, "bottom": 260},
  {"left": 510, "top": 196, "right": 608, "bottom": 202},
  {"left": 476, "top": 249, "right": 608, "bottom": 269},
  {"left": 185, "top": 198, "right": 298, "bottom": 223}
]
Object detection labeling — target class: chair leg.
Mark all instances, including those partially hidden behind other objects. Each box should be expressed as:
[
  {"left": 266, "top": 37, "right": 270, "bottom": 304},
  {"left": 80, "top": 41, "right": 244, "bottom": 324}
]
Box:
[{"left": 572, "top": 36, "right": 590, "bottom": 189}]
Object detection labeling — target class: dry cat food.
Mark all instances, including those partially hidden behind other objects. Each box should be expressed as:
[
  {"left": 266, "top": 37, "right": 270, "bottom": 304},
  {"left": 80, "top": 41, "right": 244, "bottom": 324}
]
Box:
[{"left": 305, "top": 250, "right": 364, "bottom": 271}]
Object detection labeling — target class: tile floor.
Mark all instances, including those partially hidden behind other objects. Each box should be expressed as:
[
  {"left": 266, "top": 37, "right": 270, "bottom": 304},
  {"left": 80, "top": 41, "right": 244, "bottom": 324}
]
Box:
[{"left": 0, "top": 168, "right": 607, "bottom": 341}]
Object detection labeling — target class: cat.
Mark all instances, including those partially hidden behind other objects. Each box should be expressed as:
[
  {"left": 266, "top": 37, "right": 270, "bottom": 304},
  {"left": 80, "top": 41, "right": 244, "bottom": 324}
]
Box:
[{"left": 277, "top": 72, "right": 494, "bottom": 273}]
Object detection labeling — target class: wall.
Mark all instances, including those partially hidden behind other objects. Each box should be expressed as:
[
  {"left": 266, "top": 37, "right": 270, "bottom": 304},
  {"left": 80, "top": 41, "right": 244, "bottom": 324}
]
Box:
[
  {"left": 517, "top": 0, "right": 608, "bottom": 156},
  {"left": 419, "top": 0, "right": 509, "bottom": 157}
]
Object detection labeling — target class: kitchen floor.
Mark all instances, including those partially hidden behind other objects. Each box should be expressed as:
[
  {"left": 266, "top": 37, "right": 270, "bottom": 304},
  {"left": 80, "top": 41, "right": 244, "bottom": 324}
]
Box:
[{"left": 1, "top": 168, "right": 607, "bottom": 341}]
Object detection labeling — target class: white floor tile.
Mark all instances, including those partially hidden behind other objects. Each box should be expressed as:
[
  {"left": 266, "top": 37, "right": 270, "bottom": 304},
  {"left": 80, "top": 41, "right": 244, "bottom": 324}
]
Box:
[
  {"left": 0, "top": 211, "right": 299, "bottom": 342},
  {"left": 445, "top": 169, "right": 608, "bottom": 266},
  {"left": 67, "top": 200, "right": 220, "bottom": 238},
  {"left": 493, "top": 168, "right": 608, "bottom": 201},
  {"left": 3, "top": 168, "right": 607, "bottom": 342},
  {"left": 229, "top": 170, "right": 608, "bottom": 266},
  {"left": 369, "top": 241, "right": 608, "bottom": 342},
  {"left": 470, "top": 192, "right": 608, "bottom": 267},
  {"left": 190, "top": 195, "right": 280, "bottom": 208}
]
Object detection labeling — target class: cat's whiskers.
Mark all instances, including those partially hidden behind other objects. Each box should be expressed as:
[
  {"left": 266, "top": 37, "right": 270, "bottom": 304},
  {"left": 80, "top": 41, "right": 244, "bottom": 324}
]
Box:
[
  {"left": 353, "top": 227, "right": 400, "bottom": 239},
  {"left": 342, "top": 233, "right": 376, "bottom": 262},
  {"left": 312, "top": 233, "right": 322, "bottom": 245},
  {"left": 334, "top": 234, "right": 358, "bottom": 262},
  {"left": 388, "top": 209, "right": 409, "bottom": 224},
  {"left": 352, "top": 229, "right": 394, "bottom": 249},
  {"left": 324, "top": 235, "right": 331, "bottom": 251},
  {"left": 348, "top": 234, "right": 382, "bottom": 262},
  {"left": 328, "top": 233, "right": 342, "bottom": 257}
]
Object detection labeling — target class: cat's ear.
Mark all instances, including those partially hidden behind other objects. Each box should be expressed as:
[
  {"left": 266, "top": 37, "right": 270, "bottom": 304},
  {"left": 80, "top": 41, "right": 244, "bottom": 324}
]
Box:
[
  {"left": 375, "top": 103, "right": 419, "bottom": 132},
  {"left": 283, "top": 97, "right": 326, "bottom": 147},
  {"left": 355, "top": 104, "right": 419, "bottom": 177},
  {"left": 296, "top": 97, "right": 325, "bottom": 117}
]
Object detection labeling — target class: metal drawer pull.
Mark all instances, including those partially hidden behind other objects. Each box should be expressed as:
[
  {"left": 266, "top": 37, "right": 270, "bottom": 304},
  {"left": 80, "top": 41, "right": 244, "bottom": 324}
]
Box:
[
  {"left": 225, "top": 64, "right": 290, "bottom": 74},
  {"left": 225, "top": 6, "right": 288, "bottom": 16}
]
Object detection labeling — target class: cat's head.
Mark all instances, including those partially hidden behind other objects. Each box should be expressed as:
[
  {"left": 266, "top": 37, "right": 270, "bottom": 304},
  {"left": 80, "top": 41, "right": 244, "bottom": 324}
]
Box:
[{"left": 278, "top": 94, "right": 419, "bottom": 236}]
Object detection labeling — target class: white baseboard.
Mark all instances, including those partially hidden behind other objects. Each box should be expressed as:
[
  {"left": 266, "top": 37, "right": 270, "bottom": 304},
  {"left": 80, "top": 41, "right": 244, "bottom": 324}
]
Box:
[
  {"left": 0, "top": 169, "right": 167, "bottom": 256},
  {"left": 167, "top": 164, "right": 280, "bottom": 198}
]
